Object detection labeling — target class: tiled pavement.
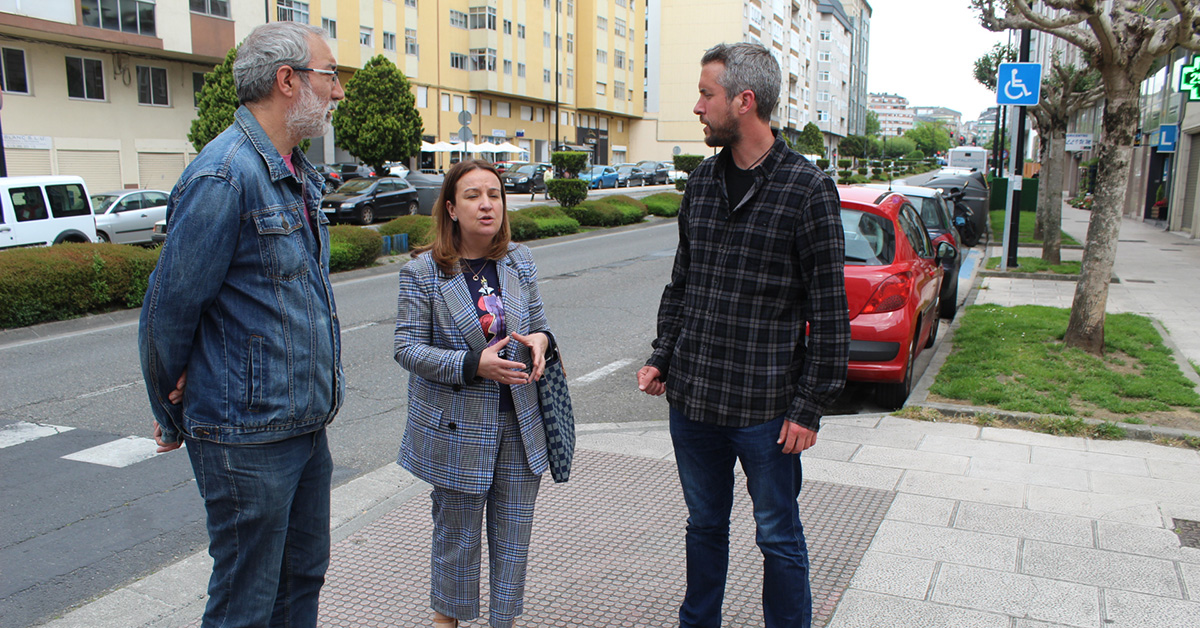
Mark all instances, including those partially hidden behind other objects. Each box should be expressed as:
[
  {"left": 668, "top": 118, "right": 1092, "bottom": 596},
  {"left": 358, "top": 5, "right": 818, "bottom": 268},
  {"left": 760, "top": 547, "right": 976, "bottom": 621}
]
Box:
[{"left": 39, "top": 204, "right": 1200, "bottom": 628}]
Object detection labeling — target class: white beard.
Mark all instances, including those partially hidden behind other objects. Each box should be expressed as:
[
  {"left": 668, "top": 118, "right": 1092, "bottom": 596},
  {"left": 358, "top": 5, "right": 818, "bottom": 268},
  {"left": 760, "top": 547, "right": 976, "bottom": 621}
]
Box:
[{"left": 286, "top": 82, "right": 333, "bottom": 139}]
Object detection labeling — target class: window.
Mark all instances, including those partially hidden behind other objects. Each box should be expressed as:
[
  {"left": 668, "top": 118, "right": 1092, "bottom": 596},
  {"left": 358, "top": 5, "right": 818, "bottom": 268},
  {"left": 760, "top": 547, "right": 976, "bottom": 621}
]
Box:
[
  {"left": 819, "top": 29, "right": 831, "bottom": 41},
  {"left": 406, "top": 0, "right": 417, "bottom": 6},
  {"left": 599, "top": 117, "right": 607, "bottom": 130},
  {"left": 629, "top": 26, "right": 634, "bottom": 40},
  {"left": 469, "top": 7, "right": 496, "bottom": 30},
  {"left": 818, "top": 50, "right": 831, "bottom": 62},
  {"left": 566, "top": 68, "right": 573, "bottom": 88},
  {"left": 596, "top": 49, "right": 607, "bottom": 64},
  {"left": 1, "top": 48, "right": 29, "bottom": 94},
  {"left": 275, "top": 0, "right": 308, "bottom": 24},
  {"left": 544, "top": 32, "right": 551, "bottom": 48},
  {"left": 383, "top": 31, "right": 396, "bottom": 51},
  {"left": 504, "top": 19, "right": 512, "bottom": 34},
  {"left": 504, "top": 60, "right": 512, "bottom": 75},
  {"left": 469, "top": 48, "right": 496, "bottom": 71},
  {"left": 416, "top": 85, "right": 427, "bottom": 107},
  {"left": 818, "top": 91, "right": 830, "bottom": 102},
  {"left": 322, "top": 18, "right": 336, "bottom": 38},
  {"left": 65, "top": 57, "right": 105, "bottom": 101},
  {"left": 450, "top": 52, "right": 468, "bottom": 70},
  {"left": 517, "top": 63, "right": 525, "bottom": 78},
  {"left": 597, "top": 17, "right": 607, "bottom": 31},
  {"left": 617, "top": 120, "right": 623, "bottom": 132},
  {"left": 567, "top": 0, "right": 573, "bottom": 16},
  {"left": 82, "top": 0, "right": 156, "bottom": 36},
  {"left": 615, "top": 49, "right": 625, "bottom": 69},
  {"left": 566, "top": 33, "right": 573, "bottom": 53},
  {"left": 518, "top": 24, "right": 526, "bottom": 38},
  {"left": 466, "top": 97, "right": 476, "bottom": 113},
  {"left": 192, "top": 72, "right": 205, "bottom": 107},
  {"left": 190, "top": 0, "right": 229, "bottom": 18},
  {"left": 536, "top": 108, "right": 544, "bottom": 122},
  {"left": 596, "top": 82, "right": 606, "bottom": 95},
  {"left": 557, "top": 36, "right": 562, "bottom": 51},
  {"left": 614, "top": 18, "right": 626, "bottom": 37},
  {"left": 441, "top": 93, "right": 450, "bottom": 110},
  {"left": 817, "top": 110, "right": 829, "bottom": 121},
  {"left": 557, "top": 71, "right": 562, "bottom": 85},
  {"left": 360, "top": 27, "right": 373, "bottom": 47},
  {"left": 520, "top": 105, "right": 532, "bottom": 120},
  {"left": 136, "top": 66, "right": 168, "bottom": 106},
  {"left": 449, "top": 9, "right": 468, "bottom": 28},
  {"left": 497, "top": 102, "right": 510, "bottom": 118},
  {"left": 481, "top": 99, "right": 491, "bottom": 115},
  {"left": 405, "top": 29, "right": 419, "bottom": 56},
  {"left": 614, "top": 81, "right": 625, "bottom": 100},
  {"left": 544, "top": 69, "right": 551, "bottom": 83},
  {"left": 11, "top": 187, "right": 48, "bottom": 222},
  {"left": 818, "top": 70, "right": 830, "bottom": 82},
  {"left": 616, "top": 0, "right": 625, "bottom": 6},
  {"left": 453, "top": 95, "right": 463, "bottom": 111}
]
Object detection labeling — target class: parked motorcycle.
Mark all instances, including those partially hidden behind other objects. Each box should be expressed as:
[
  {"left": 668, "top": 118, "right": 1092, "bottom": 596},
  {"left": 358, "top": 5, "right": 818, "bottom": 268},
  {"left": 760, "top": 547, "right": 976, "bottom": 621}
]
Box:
[{"left": 946, "top": 188, "right": 980, "bottom": 247}]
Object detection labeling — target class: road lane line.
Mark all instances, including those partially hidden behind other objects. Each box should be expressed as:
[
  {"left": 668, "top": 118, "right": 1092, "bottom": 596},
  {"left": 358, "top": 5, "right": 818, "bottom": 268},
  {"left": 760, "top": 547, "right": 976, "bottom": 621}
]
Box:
[
  {"left": 0, "top": 421, "right": 76, "bottom": 448},
  {"left": 77, "top": 381, "right": 139, "bottom": 399},
  {"left": 342, "top": 321, "right": 380, "bottom": 333},
  {"left": 61, "top": 436, "right": 163, "bottom": 468},
  {"left": 571, "top": 358, "right": 634, "bottom": 385}
]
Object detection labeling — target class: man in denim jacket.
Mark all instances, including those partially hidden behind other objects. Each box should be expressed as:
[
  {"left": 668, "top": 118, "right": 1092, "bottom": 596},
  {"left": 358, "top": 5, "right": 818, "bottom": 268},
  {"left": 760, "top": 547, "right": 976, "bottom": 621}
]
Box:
[{"left": 138, "top": 22, "right": 345, "bottom": 627}]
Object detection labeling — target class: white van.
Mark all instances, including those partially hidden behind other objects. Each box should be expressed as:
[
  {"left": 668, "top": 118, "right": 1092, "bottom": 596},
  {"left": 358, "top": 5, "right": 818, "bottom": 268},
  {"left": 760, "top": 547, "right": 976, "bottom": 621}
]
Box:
[
  {"left": 0, "top": 175, "right": 97, "bottom": 250},
  {"left": 946, "top": 147, "right": 987, "bottom": 172}
]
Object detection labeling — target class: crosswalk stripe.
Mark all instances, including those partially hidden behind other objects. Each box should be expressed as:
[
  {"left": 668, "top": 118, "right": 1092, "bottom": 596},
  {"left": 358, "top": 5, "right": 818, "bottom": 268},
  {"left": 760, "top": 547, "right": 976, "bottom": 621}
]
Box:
[
  {"left": 61, "top": 436, "right": 164, "bottom": 468},
  {"left": 0, "top": 421, "right": 76, "bottom": 449},
  {"left": 572, "top": 358, "right": 634, "bottom": 385}
]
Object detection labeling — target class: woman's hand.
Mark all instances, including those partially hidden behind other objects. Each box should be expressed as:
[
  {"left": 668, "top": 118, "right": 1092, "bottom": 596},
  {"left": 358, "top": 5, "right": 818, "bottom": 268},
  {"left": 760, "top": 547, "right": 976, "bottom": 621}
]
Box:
[
  {"left": 477, "top": 336, "right": 533, "bottom": 385},
  {"left": 510, "top": 331, "right": 550, "bottom": 381}
]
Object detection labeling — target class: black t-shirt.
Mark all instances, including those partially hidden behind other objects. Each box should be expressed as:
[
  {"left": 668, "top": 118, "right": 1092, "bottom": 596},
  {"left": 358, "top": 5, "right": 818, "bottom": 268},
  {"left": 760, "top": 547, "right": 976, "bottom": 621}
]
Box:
[
  {"left": 462, "top": 258, "right": 515, "bottom": 411},
  {"left": 725, "top": 161, "right": 756, "bottom": 210}
]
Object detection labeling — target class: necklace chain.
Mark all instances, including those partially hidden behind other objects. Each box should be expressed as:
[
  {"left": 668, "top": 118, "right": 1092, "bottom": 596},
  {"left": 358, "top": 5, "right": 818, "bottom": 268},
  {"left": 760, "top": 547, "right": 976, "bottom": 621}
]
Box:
[
  {"left": 746, "top": 144, "right": 772, "bottom": 170},
  {"left": 463, "top": 258, "right": 487, "bottom": 281}
]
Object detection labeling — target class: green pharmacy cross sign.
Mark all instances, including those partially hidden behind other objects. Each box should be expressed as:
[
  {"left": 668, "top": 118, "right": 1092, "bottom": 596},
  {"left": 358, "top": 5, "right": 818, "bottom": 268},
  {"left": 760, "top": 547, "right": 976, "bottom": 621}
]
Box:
[{"left": 1182, "top": 56, "right": 1200, "bottom": 101}]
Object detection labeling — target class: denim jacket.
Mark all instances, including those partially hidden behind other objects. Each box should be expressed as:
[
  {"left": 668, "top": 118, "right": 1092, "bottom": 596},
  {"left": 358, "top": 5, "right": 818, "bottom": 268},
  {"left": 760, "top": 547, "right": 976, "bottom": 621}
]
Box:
[{"left": 139, "top": 106, "right": 344, "bottom": 445}]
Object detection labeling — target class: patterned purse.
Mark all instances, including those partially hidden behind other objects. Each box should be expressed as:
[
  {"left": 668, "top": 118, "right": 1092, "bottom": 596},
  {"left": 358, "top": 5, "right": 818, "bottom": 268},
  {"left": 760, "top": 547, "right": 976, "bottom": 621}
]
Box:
[{"left": 537, "top": 348, "right": 575, "bottom": 483}]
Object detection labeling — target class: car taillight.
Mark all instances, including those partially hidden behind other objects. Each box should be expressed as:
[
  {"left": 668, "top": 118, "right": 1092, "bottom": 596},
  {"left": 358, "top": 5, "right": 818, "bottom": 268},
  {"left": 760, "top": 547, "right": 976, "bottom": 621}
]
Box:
[
  {"left": 860, "top": 272, "right": 912, "bottom": 314},
  {"left": 331, "top": 173, "right": 341, "bottom": 179}
]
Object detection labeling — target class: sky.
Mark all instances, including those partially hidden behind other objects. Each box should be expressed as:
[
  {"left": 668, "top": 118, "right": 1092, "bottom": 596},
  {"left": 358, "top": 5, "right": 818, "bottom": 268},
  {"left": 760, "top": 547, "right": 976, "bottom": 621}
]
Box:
[{"left": 865, "top": 0, "right": 1008, "bottom": 123}]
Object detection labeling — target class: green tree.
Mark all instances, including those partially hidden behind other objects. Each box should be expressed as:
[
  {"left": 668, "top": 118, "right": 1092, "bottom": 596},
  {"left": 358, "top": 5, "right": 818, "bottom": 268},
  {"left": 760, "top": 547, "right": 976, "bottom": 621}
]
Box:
[
  {"left": 331, "top": 55, "right": 423, "bottom": 176},
  {"left": 904, "top": 121, "right": 952, "bottom": 157},
  {"left": 881, "top": 136, "right": 916, "bottom": 159},
  {"left": 864, "top": 110, "right": 880, "bottom": 137},
  {"left": 188, "top": 47, "right": 239, "bottom": 153},
  {"left": 551, "top": 151, "right": 589, "bottom": 177},
  {"left": 794, "top": 122, "right": 825, "bottom": 156},
  {"left": 973, "top": 42, "right": 1017, "bottom": 91},
  {"left": 838, "top": 135, "right": 873, "bottom": 159}
]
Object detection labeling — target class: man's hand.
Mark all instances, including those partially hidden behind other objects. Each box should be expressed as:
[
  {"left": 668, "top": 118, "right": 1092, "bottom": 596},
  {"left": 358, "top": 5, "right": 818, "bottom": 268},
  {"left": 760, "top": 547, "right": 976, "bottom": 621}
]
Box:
[
  {"left": 153, "top": 422, "right": 183, "bottom": 453},
  {"left": 167, "top": 370, "right": 187, "bottom": 405},
  {"left": 778, "top": 421, "right": 817, "bottom": 454},
  {"left": 636, "top": 365, "right": 665, "bottom": 396}
]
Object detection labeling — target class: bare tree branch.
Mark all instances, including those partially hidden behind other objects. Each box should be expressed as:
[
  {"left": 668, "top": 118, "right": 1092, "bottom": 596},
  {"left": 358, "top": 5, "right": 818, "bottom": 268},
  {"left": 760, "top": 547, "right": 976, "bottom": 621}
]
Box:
[{"left": 1010, "top": 0, "right": 1089, "bottom": 30}]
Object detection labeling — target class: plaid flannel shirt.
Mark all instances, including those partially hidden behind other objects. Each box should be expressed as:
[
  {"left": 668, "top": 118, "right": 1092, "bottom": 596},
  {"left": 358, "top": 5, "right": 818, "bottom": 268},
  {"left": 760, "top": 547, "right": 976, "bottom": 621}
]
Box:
[{"left": 647, "top": 133, "right": 850, "bottom": 431}]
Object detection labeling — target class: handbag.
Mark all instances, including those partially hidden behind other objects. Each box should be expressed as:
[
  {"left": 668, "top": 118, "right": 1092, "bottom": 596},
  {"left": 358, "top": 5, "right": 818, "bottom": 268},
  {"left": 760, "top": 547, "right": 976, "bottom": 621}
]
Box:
[{"left": 537, "top": 347, "right": 575, "bottom": 483}]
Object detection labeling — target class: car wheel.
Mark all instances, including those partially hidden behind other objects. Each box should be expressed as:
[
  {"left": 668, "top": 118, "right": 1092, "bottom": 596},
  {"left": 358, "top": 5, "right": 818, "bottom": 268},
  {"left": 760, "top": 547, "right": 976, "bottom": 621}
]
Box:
[
  {"left": 406, "top": 200, "right": 419, "bottom": 216},
  {"left": 97, "top": 231, "right": 111, "bottom": 243},
  {"left": 876, "top": 335, "right": 918, "bottom": 410},
  {"left": 925, "top": 307, "right": 940, "bottom": 348},
  {"left": 939, "top": 278, "right": 959, "bottom": 320},
  {"left": 357, "top": 204, "right": 375, "bottom": 225}
]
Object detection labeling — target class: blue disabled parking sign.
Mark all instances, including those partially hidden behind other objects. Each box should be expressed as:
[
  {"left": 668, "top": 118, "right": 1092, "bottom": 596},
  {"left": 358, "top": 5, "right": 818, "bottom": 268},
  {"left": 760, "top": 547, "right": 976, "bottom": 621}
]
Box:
[{"left": 997, "top": 62, "right": 1042, "bottom": 106}]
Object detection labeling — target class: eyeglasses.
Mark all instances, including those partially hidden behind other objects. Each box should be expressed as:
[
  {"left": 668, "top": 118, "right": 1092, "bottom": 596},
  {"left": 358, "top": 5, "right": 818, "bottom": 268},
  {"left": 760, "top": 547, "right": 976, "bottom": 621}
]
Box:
[{"left": 292, "top": 67, "right": 340, "bottom": 83}]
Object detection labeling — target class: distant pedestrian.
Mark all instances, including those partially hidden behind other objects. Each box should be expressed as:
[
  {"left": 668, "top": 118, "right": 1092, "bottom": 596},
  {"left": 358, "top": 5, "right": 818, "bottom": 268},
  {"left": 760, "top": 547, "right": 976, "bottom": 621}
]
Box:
[
  {"left": 394, "top": 159, "right": 558, "bottom": 628},
  {"left": 138, "top": 21, "right": 345, "bottom": 627},
  {"left": 636, "top": 42, "right": 850, "bottom": 628}
]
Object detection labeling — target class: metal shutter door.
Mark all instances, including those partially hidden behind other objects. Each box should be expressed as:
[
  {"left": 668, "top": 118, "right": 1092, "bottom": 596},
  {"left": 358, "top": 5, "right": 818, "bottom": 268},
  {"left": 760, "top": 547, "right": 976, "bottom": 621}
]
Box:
[
  {"left": 56, "top": 150, "right": 122, "bottom": 193},
  {"left": 137, "top": 152, "right": 186, "bottom": 190},
  {"left": 4, "top": 148, "right": 52, "bottom": 176},
  {"left": 1182, "top": 133, "right": 1199, "bottom": 232}
]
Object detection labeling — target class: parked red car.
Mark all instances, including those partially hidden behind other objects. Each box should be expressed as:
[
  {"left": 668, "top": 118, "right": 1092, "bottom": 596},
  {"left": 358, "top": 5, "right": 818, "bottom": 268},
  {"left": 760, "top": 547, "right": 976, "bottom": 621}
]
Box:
[{"left": 837, "top": 186, "right": 954, "bottom": 409}]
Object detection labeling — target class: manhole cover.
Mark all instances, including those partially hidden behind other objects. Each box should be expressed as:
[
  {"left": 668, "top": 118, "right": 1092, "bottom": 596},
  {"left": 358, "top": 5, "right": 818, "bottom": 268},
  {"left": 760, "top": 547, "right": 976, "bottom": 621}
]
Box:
[{"left": 1174, "top": 519, "right": 1200, "bottom": 549}]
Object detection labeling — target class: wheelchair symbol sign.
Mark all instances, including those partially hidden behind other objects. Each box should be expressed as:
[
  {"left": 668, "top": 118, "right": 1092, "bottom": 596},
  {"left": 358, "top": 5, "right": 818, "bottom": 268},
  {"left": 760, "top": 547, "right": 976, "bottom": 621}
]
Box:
[{"left": 996, "top": 62, "right": 1042, "bottom": 106}]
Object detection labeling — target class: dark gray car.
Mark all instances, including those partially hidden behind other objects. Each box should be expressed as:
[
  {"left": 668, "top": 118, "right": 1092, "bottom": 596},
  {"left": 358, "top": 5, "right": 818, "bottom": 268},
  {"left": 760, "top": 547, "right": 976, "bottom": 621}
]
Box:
[
  {"left": 636, "top": 160, "right": 671, "bottom": 185},
  {"left": 320, "top": 176, "right": 419, "bottom": 225}
]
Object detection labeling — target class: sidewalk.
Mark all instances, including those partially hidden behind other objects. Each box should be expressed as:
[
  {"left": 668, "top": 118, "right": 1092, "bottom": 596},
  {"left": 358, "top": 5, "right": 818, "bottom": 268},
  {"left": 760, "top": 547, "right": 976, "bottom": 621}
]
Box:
[{"left": 39, "top": 207, "right": 1200, "bottom": 628}]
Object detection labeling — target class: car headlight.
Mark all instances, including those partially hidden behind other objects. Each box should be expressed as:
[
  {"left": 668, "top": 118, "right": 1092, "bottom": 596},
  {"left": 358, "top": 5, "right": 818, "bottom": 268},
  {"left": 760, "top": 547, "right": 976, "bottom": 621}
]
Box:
[
  {"left": 517, "top": 177, "right": 528, "bottom": 183},
  {"left": 341, "top": 202, "right": 357, "bottom": 209}
]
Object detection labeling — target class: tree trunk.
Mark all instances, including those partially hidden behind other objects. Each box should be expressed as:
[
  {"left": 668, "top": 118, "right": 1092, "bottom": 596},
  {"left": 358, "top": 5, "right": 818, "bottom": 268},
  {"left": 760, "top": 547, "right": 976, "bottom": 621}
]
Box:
[
  {"left": 1041, "top": 127, "right": 1065, "bottom": 265},
  {"left": 1034, "top": 136, "right": 1049, "bottom": 241},
  {"left": 1063, "top": 92, "right": 1138, "bottom": 355}
]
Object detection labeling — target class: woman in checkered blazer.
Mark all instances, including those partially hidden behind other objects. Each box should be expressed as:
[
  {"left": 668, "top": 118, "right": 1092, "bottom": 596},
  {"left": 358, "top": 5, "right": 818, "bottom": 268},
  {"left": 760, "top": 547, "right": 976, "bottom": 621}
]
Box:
[{"left": 394, "top": 159, "right": 555, "bottom": 628}]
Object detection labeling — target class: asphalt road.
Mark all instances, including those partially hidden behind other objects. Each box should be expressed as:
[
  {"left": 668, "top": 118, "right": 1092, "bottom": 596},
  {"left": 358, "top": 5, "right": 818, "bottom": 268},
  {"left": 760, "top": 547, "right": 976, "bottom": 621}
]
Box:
[{"left": 0, "top": 181, "right": 948, "bottom": 627}]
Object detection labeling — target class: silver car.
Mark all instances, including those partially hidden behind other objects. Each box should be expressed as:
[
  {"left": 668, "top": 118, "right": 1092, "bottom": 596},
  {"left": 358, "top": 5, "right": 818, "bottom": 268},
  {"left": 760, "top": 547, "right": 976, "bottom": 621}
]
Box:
[{"left": 91, "top": 189, "right": 169, "bottom": 244}]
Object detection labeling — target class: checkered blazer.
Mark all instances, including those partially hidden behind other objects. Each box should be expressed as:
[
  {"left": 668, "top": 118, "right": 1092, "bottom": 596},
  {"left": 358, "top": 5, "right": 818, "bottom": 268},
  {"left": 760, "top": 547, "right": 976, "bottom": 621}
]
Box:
[{"left": 394, "top": 243, "right": 551, "bottom": 494}]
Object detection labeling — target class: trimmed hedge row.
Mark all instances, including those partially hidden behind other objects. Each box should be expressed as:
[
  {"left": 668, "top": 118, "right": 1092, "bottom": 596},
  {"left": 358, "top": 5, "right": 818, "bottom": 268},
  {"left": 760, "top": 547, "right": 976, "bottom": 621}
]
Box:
[
  {"left": 510, "top": 206, "right": 580, "bottom": 241},
  {"left": 378, "top": 215, "right": 436, "bottom": 248},
  {"left": 327, "top": 225, "right": 382, "bottom": 272},
  {"left": 0, "top": 243, "right": 161, "bottom": 328},
  {"left": 642, "top": 192, "right": 683, "bottom": 217},
  {"left": 564, "top": 195, "right": 648, "bottom": 227}
]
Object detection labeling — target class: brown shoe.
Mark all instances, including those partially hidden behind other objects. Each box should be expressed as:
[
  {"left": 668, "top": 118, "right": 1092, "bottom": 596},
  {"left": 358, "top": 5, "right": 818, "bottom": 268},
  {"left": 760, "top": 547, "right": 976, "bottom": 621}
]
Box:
[{"left": 432, "top": 611, "right": 458, "bottom": 628}]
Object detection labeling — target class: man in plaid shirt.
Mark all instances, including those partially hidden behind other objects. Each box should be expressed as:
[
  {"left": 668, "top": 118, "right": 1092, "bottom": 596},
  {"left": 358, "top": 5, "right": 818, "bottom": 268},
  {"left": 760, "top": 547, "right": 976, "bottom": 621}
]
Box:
[{"left": 637, "top": 42, "right": 850, "bottom": 628}]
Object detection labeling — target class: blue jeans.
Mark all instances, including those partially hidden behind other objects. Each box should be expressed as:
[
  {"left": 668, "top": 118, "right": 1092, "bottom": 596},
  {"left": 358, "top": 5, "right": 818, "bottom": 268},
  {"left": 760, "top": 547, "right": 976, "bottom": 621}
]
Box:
[
  {"left": 669, "top": 408, "right": 811, "bottom": 628},
  {"left": 186, "top": 429, "right": 333, "bottom": 628}
]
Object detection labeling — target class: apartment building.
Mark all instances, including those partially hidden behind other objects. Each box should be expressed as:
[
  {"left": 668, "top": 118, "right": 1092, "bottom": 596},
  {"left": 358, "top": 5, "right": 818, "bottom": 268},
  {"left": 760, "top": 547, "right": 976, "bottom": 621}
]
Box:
[
  {"left": 912, "top": 105, "right": 962, "bottom": 138},
  {"left": 867, "top": 91, "right": 913, "bottom": 137},
  {"left": 0, "top": 0, "right": 264, "bottom": 192},
  {"left": 0, "top": 0, "right": 645, "bottom": 193}
]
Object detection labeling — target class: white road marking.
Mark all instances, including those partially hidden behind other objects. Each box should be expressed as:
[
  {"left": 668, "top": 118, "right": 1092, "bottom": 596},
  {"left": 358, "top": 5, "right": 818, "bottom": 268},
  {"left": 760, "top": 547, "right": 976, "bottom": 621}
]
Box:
[
  {"left": 0, "top": 421, "right": 76, "bottom": 449},
  {"left": 61, "top": 436, "right": 164, "bottom": 468},
  {"left": 571, "top": 358, "right": 634, "bottom": 385},
  {"left": 342, "top": 321, "right": 379, "bottom": 333},
  {"left": 77, "top": 381, "right": 139, "bottom": 399}
]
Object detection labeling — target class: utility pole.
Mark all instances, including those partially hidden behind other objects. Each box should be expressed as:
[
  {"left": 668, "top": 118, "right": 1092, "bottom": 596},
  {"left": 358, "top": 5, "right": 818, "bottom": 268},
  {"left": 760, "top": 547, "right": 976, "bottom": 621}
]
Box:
[{"left": 1005, "top": 28, "right": 1032, "bottom": 269}]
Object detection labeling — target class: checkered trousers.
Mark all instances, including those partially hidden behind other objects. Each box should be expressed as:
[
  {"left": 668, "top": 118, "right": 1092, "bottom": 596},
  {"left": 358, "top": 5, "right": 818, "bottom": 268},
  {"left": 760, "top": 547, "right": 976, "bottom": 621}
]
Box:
[{"left": 429, "top": 412, "right": 542, "bottom": 627}]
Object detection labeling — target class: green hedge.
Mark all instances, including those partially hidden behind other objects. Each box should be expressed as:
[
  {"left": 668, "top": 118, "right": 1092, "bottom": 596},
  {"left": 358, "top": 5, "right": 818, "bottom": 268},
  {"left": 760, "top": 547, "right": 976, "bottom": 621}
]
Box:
[
  {"left": 0, "top": 243, "right": 161, "bottom": 328},
  {"left": 545, "top": 178, "right": 589, "bottom": 208},
  {"left": 564, "top": 195, "right": 647, "bottom": 227},
  {"left": 509, "top": 206, "right": 581, "bottom": 241},
  {"left": 643, "top": 192, "right": 683, "bottom": 217},
  {"left": 327, "top": 225, "right": 381, "bottom": 272},
  {"left": 378, "top": 215, "right": 436, "bottom": 248}
]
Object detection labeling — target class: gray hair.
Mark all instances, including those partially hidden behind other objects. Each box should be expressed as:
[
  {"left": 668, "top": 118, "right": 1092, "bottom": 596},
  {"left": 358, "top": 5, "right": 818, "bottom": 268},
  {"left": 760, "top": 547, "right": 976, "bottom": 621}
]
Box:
[
  {"left": 233, "top": 22, "right": 327, "bottom": 104},
  {"left": 700, "top": 42, "right": 781, "bottom": 122}
]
